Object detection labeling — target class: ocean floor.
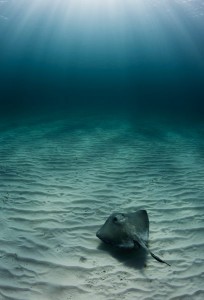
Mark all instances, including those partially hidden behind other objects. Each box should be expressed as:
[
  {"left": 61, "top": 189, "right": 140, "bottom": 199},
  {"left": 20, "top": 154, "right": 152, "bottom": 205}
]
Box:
[{"left": 0, "top": 112, "right": 204, "bottom": 300}]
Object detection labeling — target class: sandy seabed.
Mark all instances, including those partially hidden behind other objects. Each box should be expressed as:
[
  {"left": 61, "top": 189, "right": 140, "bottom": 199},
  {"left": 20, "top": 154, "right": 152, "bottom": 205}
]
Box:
[{"left": 0, "top": 113, "right": 204, "bottom": 300}]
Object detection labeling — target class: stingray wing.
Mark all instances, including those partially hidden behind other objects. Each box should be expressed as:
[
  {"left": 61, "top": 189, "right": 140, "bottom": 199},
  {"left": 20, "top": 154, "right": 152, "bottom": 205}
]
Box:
[
  {"left": 126, "top": 210, "right": 149, "bottom": 246},
  {"left": 128, "top": 210, "right": 170, "bottom": 266}
]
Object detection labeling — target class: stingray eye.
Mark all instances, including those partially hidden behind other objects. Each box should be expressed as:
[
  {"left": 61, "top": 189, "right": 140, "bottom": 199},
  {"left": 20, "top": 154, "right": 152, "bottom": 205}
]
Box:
[{"left": 113, "top": 216, "right": 118, "bottom": 223}]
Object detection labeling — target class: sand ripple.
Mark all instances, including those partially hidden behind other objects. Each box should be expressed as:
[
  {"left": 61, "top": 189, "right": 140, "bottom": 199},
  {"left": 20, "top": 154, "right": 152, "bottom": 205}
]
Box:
[{"left": 0, "top": 114, "right": 204, "bottom": 299}]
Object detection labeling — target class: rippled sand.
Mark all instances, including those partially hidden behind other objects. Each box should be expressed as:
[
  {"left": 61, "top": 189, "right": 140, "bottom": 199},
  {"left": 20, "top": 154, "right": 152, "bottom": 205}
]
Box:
[{"left": 0, "top": 113, "right": 204, "bottom": 300}]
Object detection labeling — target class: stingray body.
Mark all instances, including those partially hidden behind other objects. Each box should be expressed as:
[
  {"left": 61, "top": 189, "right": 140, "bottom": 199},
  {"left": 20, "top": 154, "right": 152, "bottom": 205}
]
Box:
[{"left": 96, "top": 210, "right": 170, "bottom": 266}]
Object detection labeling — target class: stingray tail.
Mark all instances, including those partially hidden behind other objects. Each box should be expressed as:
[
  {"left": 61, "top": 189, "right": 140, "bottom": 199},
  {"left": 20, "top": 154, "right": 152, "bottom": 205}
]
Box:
[{"left": 150, "top": 251, "right": 171, "bottom": 266}]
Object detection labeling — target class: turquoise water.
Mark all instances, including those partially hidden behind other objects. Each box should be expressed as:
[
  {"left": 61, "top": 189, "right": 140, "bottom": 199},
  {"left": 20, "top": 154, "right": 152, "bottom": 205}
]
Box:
[
  {"left": 0, "top": 0, "right": 204, "bottom": 116},
  {"left": 0, "top": 1, "right": 204, "bottom": 299}
]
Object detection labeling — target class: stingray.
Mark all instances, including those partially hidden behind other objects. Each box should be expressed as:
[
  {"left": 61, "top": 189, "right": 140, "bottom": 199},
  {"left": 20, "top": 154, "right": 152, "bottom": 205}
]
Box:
[{"left": 96, "top": 209, "right": 170, "bottom": 266}]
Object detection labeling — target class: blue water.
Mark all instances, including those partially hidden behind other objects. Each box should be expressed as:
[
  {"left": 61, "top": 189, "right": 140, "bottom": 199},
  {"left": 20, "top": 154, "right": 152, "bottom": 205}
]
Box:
[
  {"left": 0, "top": 2, "right": 204, "bottom": 299},
  {"left": 0, "top": 0, "right": 204, "bottom": 117}
]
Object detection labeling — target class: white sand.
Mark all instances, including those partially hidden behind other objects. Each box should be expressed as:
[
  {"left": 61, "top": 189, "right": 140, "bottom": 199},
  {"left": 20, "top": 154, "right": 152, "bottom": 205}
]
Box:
[{"left": 0, "top": 113, "right": 204, "bottom": 300}]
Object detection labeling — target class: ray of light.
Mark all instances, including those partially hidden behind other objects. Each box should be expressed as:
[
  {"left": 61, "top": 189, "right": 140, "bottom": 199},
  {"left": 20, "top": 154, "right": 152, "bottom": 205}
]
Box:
[{"left": 1, "top": 0, "right": 203, "bottom": 69}]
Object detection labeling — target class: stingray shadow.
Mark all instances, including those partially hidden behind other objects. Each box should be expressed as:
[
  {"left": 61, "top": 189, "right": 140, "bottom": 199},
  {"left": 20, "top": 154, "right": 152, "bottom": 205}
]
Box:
[{"left": 97, "top": 242, "right": 148, "bottom": 270}]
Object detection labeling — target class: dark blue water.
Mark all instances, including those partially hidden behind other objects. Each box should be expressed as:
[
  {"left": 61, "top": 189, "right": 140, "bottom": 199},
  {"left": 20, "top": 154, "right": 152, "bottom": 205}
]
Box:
[
  {"left": 0, "top": 0, "right": 204, "bottom": 118},
  {"left": 1, "top": 3, "right": 204, "bottom": 299}
]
